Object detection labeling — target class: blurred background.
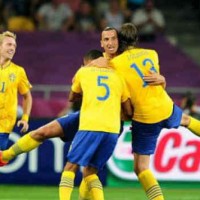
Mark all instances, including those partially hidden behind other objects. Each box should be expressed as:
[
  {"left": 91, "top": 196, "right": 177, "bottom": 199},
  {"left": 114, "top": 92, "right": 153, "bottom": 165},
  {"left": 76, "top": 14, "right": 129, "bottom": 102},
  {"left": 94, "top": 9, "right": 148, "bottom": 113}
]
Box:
[
  {"left": 0, "top": 0, "right": 200, "bottom": 197},
  {"left": 0, "top": 0, "right": 200, "bottom": 118}
]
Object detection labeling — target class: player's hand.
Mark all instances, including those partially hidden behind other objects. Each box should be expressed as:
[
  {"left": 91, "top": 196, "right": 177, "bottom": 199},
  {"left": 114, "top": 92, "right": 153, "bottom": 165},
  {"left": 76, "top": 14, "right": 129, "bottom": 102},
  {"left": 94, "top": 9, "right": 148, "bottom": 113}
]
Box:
[
  {"left": 17, "top": 120, "right": 29, "bottom": 133},
  {"left": 143, "top": 70, "right": 166, "bottom": 86}
]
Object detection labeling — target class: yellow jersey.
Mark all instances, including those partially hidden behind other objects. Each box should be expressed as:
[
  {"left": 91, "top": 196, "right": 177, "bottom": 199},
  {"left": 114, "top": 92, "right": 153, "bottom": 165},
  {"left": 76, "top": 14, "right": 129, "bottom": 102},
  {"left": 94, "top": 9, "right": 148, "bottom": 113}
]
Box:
[
  {"left": 71, "top": 66, "right": 130, "bottom": 133},
  {"left": 0, "top": 62, "right": 32, "bottom": 133},
  {"left": 110, "top": 48, "right": 173, "bottom": 123}
]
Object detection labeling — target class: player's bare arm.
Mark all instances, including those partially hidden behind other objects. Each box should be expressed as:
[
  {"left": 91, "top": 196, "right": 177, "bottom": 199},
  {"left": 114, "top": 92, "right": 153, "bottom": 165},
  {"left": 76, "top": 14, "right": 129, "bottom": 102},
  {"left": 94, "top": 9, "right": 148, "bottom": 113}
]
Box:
[{"left": 122, "top": 99, "right": 133, "bottom": 120}]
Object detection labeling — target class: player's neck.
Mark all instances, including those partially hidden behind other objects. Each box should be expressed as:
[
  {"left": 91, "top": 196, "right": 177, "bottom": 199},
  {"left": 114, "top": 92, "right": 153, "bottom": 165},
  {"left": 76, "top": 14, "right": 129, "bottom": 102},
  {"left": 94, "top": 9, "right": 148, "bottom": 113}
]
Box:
[
  {"left": 0, "top": 58, "right": 11, "bottom": 69},
  {"left": 106, "top": 53, "right": 116, "bottom": 60}
]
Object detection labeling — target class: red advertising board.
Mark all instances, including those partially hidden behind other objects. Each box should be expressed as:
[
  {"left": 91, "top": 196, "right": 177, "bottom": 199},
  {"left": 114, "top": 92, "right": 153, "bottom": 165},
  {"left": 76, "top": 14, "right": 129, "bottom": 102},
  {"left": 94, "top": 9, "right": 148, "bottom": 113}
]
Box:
[{"left": 107, "top": 122, "right": 200, "bottom": 182}]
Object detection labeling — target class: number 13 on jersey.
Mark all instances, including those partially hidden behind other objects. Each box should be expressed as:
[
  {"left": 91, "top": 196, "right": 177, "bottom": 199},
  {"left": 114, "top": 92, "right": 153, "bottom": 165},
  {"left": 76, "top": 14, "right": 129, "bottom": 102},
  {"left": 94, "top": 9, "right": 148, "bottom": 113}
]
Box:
[{"left": 131, "top": 58, "right": 157, "bottom": 87}]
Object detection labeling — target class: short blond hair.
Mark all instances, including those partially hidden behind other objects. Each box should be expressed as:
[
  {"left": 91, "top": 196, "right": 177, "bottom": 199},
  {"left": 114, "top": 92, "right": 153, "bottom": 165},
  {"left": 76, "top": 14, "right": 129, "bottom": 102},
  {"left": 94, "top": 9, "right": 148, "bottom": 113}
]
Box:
[{"left": 0, "top": 31, "right": 16, "bottom": 44}]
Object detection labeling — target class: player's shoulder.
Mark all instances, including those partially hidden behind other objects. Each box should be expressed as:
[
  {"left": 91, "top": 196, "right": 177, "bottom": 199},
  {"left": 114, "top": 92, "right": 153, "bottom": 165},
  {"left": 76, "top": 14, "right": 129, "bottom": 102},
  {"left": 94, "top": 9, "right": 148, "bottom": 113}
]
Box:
[
  {"left": 138, "top": 48, "right": 158, "bottom": 55},
  {"left": 10, "top": 62, "right": 24, "bottom": 70},
  {"left": 74, "top": 66, "right": 87, "bottom": 75},
  {"left": 75, "top": 65, "right": 94, "bottom": 77},
  {"left": 112, "top": 48, "right": 157, "bottom": 58},
  {"left": 77, "top": 66, "right": 94, "bottom": 74},
  {"left": 110, "top": 52, "right": 125, "bottom": 63},
  {"left": 148, "top": 49, "right": 158, "bottom": 56},
  {"left": 138, "top": 48, "right": 158, "bottom": 61}
]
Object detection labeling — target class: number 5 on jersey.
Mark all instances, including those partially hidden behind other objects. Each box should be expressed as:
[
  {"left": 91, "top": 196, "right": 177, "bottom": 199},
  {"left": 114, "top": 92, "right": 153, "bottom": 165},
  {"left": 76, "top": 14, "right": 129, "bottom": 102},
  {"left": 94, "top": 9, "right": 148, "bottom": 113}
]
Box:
[{"left": 97, "top": 76, "right": 110, "bottom": 101}]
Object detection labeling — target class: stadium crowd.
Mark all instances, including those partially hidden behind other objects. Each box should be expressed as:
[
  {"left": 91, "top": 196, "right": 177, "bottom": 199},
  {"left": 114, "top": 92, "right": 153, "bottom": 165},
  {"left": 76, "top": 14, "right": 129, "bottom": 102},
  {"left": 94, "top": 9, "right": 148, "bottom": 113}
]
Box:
[
  {"left": 1, "top": 0, "right": 199, "bottom": 43},
  {"left": 0, "top": 0, "right": 166, "bottom": 41}
]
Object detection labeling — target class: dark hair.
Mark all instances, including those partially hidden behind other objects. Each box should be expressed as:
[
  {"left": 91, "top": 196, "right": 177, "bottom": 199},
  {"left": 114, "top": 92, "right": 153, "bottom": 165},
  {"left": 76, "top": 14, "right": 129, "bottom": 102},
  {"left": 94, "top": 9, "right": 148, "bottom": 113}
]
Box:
[
  {"left": 118, "top": 23, "right": 138, "bottom": 54},
  {"left": 84, "top": 49, "right": 103, "bottom": 61}
]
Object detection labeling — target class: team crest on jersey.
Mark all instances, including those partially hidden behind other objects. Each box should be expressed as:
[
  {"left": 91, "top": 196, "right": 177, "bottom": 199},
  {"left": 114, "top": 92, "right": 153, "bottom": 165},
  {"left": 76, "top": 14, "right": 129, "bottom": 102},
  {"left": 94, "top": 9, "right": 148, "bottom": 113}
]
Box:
[{"left": 9, "top": 73, "right": 16, "bottom": 82}]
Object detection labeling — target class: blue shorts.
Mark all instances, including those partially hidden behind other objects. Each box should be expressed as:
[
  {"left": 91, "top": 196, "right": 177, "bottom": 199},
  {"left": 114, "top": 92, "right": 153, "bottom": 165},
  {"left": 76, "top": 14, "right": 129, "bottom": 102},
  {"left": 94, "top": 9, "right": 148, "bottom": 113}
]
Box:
[
  {"left": 56, "top": 111, "right": 80, "bottom": 142},
  {"left": 57, "top": 111, "right": 124, "bottom": 142},
  {"left": 67, "top": 131, "right": 118, "bottom": 170},
  {"left": 0, "top": 133, "right": 9, "bottom": 150},
  {"left": 132, "top": 104, "right": 182, "bottom": 155}
]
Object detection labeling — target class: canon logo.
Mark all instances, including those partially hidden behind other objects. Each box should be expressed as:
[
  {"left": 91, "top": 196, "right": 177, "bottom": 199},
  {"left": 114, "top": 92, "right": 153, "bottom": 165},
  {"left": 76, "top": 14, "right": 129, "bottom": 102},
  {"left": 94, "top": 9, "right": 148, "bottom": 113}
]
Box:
[{"left": 108, "top": 125, "right": 200, "bottom": 181}]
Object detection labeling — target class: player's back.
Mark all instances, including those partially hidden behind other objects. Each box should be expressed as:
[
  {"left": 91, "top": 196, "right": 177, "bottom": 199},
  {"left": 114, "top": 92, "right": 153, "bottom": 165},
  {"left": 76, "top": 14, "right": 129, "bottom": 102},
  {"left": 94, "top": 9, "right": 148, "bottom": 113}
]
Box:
[
  {"left": 110, "top": 48, "right": 173, "bottom": 123},
  {"left": 74, "top": 66, "right": 127, "bottom": 133}
]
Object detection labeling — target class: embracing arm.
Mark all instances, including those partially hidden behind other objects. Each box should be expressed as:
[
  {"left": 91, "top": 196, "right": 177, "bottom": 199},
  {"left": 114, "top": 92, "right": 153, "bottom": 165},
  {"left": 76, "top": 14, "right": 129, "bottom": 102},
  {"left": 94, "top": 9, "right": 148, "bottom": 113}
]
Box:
[
  {"left": 143, "top": 70, "right": 166, "bottom": 88},
  {"left": 121, "top": 98, "right": 133, "bottom": 120}
]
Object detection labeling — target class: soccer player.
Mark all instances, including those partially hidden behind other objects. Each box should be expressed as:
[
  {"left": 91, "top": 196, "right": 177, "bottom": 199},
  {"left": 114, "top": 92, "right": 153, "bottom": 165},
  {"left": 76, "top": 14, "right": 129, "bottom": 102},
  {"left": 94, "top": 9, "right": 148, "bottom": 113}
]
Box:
[
  {"left": 59, "top": 49, "right": 132, "bottom": 200},
  {"left": 0, "top": 111, "right": 80, "bottom": 166},
  {"left": 58, "top": 26, "right": 119, "bottom": 116},
  {"left": 0, "top": 28, "right": 122, "bottom": 200},
  {"left": 109, "top": 22, "right": 200, "bottom": 200},
  {"left": 0, "top": 27, "right": 165, "bottom": 199},
  {"left": 0, "top": 27, "right": 120, "bottom": 166},
  {"left": 0, "top": 31, "right": 32, "bottom": 150},
  {"left": 100, "top": 26, "right": 166, "bottom": 87}
]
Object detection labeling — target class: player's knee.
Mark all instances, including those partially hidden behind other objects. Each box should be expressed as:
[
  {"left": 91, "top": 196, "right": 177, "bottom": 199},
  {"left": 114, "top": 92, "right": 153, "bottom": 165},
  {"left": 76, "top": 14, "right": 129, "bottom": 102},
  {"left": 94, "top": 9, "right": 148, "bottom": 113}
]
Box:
[
  {"left": 83, "top": 166, "right": 98, "bottom": 177},
  {"left": 63, "top": 162, "right": 79, "bottom": 172},
  {"left": 30, "top": 128, "right": 47, "bottom": 141}
]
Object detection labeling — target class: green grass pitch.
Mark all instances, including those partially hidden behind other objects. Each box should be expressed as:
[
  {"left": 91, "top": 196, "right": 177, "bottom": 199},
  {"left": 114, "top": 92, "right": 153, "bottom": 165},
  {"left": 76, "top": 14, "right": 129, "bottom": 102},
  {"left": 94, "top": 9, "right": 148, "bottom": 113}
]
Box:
[{"left": 1, "top": 184, "right": 200, "bottom": 200}]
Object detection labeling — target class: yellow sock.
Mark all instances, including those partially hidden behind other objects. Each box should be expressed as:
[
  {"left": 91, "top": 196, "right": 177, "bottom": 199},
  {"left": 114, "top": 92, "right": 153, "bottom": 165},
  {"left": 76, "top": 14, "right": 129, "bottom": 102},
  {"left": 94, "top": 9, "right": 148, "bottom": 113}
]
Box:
[
  {"left": 84, "top": 174, "right": 104, "bottom": 200},
  {"left": 79, "top": 179, "right": 91, "bottom": 200},
  {"left": 2, "top": 132, "right": 42, "bottom": 162},
  {"left": 59, "top": 171, "right": 75, "bottom": 200},
  {"left": 188, "top": 117, "right": 200, "bottom": 136},
  {"left": 138, "top": 169, "right": 164, "bottom": 200}
]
